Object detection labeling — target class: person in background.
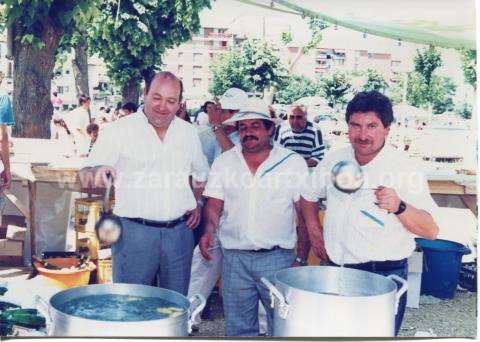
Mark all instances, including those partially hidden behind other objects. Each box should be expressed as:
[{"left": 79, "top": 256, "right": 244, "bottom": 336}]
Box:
[
  {"left": 120, "top": 102, "right": 138, "bottom": 117},
  {"left": 64, "top": 95, "right": 91, "bottom": 156},
  {"left": 176, "top": 101, "right": 191, "bottom": 123},
  {"left": 0, "top": 72, "right": 14, "bottom": 192},
  {"left": 51, "top": 91, "right": 63, "bottom": 111},
  {"left": 85, "top": 123, "right": 99, "bottom": 157},
  {"left": 195, "top": 101, "right": 215, "bottom": 126},
  {"left": 301, "top": 91, "right": 439, "bottom": 335},
  {"left": 274, "top": 104, "right": 325, "bottom": 167}
]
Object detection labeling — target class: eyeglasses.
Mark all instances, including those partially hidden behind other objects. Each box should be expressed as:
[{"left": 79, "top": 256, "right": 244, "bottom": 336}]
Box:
[{"left": 289, "top": 115, "right": 305, "bottom": 120}]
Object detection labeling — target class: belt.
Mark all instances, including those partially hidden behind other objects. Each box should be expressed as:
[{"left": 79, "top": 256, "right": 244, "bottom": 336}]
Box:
[
  {"left": 125, "top": 215, "right": 187, "bottom": 228},
  {"left": 342, "top": 258, "right": 408, "bottom": 272},
  {"left": 244, "top": 246, "right": 281, "bottom": 253}
]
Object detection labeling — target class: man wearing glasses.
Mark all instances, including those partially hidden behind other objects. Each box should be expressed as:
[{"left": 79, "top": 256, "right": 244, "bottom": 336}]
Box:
[{"left": 274, "top": 104, "right": 325, "bottom": 167}]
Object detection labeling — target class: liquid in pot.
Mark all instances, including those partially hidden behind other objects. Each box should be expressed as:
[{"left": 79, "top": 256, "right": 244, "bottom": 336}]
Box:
[{"left": 57, "top": 294, "right": 185, "bottom": 321}]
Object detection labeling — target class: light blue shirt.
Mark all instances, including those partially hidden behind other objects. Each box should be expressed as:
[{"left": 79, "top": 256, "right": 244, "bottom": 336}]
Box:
[
  {"left": 0, "top": 92, "right": 15, "bottom": 126},
  {"left": 197, "top": 125, "right": 240, "bottom": 166}
]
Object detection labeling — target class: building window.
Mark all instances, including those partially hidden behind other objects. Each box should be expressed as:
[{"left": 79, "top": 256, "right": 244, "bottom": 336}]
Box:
[
  {"left": 193, "top": 66, "right": 202, "bottom": 77},
  {"left": 64, "top": 86, "right": 69, "bottom": 93},
  {"left": 193, "top": 53, "right": 202, "bottom": 64},
  {"left": 391, "top": 60, "right": 401, "bottom": 67},
  {"left": 193, "top": 78, "right": 202, "bottom": 88},
  {"left": 65, "top": 69, "right": 70, "bottom": 74},
  {"left": 178, "top": 65, "right": 183, "bottom": 74},
  {"left": 178, "top": 52, "right": 184, "bottom": 59},
  {"left": 57, "top": 86, "right": 64, "bottom": 94}
]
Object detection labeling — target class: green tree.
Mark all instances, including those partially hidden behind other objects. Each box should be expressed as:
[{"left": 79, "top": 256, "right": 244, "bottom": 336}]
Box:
[
  {"left": 318, "top": 71, "right": 352, "bottom": 108},
  {"left": 406, "top": 46, "right": 456, "bottom": 114},
  {"left": 1, "top": 1, "right": 96, "bottom": 137},
  {"left": 241, "top": 40, "right": 288, "bottom": 93},
  {"left": 362, "top": 69, "right": 388, "bottom": 93},
  {"left": 209, "top": 47, "right": 253, "bottom": 96},
  {"left": 209, "top": 39, "right": 288, "bottom": 98},
  {"left": 458, "top": 48, "right": 476, "bottom": 90},
  {"left": 457, "top": 101, "right": 472, "bottom": 119},
  {"left": 275, "top": 75, "right": 321, "bottom": 104},
  {"left": 89, "top": 0, "right": 210, "bottom": 105}
]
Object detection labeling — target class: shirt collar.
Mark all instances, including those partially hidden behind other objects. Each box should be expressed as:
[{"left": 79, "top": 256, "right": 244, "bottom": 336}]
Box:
[
  {"left": 349, "top": 142, "right": 392, "bottom": 170},
  {"left": 139, "top": 106, "right": 178, "bottom": 131}
]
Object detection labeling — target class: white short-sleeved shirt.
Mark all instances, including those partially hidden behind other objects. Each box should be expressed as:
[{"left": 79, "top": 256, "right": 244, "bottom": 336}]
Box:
[
  {"left": 303, "top": 144, "right": 438, "bottom": 264},
  {"left": 86, "top": 110, "right": 210, "bottom": 221},
  {"left": 204, "top": 144, "right": 309, "bottom": 250}
]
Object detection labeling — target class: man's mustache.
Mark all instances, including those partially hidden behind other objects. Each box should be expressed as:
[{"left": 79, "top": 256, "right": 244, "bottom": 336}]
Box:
[
  {"left": 242, "top": 136, "right": 258, "bottom": 143},
  {"left": 355, "top": 139, "right": 371, "bottom": 144}
]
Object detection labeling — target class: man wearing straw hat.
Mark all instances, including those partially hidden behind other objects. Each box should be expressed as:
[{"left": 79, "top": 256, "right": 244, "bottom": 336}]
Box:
[{"left": 199, "top": 97, "right": 310, "bottom": 336}]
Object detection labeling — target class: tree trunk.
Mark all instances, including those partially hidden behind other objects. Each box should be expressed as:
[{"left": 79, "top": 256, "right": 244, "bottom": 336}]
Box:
[
  {"left": 121, "top": 77, "right": 140, "bottom": 105},
  {"left": 72, "top": 33, "right": 90, "bottom": 98},
  {"left": 12, "top": 18, "right": 63, "bottom": 138}
]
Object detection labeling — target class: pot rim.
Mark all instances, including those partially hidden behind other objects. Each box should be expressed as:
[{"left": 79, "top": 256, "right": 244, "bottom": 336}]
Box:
[
  {"left": 273, "top": 265, "right": 398, "bottom": 298},
  {"left": 48, "top": 283, "right": 191, "bottom": 323}
]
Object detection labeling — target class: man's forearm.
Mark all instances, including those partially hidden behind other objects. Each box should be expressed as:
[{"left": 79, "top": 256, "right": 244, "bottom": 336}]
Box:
[
  {"left": 191, "top": 180, "right": 206, "bottom": 202},
  {"left": 214, "top": 127, "right": 235, "bottom": 152},
  {"left": 398, "top": 205, "right": 439, "bottom": 240},
  {"left": 295, "top": 201, "right": 310, "bottom": 260},
  {"left": 1, "top": 131, "right": 10, "bottom": 172},
  {"left": 203, "top": 199, "right": 222, "bottom": 235}
]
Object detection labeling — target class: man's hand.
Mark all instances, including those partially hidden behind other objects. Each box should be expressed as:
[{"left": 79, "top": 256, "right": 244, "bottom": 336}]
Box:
[
  {"left": 306, "top": 159, "right": 318, "bottom": 168},
  {"left": 199, "top": 232, "right": 215, "bottom": 261},
  {"left": 1, "top": 169, "right": 11, "bottom": 190},
  {"left": 186, "top": 204, "right": 201, "bottom": 229},
  {"left": 78, "top": 165, "right": 116, "bottom": 188},
  {"left": 374, "top": 186, "right": 401, "bottom": 213},
  {"left": 207, "top": 103, "right": 223, "bottom": 126}
]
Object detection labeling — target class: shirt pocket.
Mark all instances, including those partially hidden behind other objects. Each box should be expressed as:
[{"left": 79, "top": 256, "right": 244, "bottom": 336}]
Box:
[{"left": 352, "top": 200, "right": 392, "bottom": 236}]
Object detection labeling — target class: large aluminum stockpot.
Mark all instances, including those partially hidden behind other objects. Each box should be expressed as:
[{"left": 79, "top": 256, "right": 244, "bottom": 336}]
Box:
[
  {"left": 261, "top": 266, "right": 407, "bottom": 337},
  {"left": 36, "top": 283, "right": 205, "bottom": 337}
]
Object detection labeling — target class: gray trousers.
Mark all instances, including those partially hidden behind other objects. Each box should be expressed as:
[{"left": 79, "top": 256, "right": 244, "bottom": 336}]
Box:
[
  {"left": 222, "top": 248, "right": 295, "bottom": 336},
  {"left": 112, "top": 217, "right": 194, "bottom": 296}
]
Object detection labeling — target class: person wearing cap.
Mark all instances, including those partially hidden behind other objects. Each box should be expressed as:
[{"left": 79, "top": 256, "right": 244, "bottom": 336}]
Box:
[
  {"left": 200, "top": 98, "right": 310, "bottom": 336},
  {"left": 274, "top": 104, "right": 325, "bottom": 167},
  {"left": 78, "top": 72, "right": 209, "bottom": 295},
  {"left": 188, "top": 87, "right": 247, "bottom": 328},
  {"left": 301, "top": 91, "right": 439, "bottom": 335}
]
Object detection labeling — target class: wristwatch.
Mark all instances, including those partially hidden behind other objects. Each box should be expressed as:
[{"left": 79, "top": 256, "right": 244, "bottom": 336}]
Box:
[
  {"left": 394, "top": 200, "right": 407, "bottom": 215},
  {"left": 295, "top": 256, "right": 308, "bottom": 266}
]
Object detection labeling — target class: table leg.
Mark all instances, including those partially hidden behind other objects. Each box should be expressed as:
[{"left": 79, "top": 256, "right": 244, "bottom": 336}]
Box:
[{"left": 28, "top": 181, "right": 37, "bottom": 258}]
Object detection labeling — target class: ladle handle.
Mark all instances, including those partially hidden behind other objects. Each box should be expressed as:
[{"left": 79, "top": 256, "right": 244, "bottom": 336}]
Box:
[{"left": 103, "top": 173, "right": 113, "bottom": 212}]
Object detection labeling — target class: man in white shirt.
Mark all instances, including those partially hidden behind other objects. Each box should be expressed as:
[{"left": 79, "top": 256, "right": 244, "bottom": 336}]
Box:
[
  {"left": 200, "top": 98, "right": 310, "bottom": 336},
  {"left": 301, "top": 91, "right": 439, "bottom": 335},
  {"left": 78, "top": 72, "right": 209, "bottom": 295},
  {"left": 64, "top": 95, "right": 91, "bottom": 156},
  {"left": 189, "top": 88, "right": 246, "bottom": 328}
]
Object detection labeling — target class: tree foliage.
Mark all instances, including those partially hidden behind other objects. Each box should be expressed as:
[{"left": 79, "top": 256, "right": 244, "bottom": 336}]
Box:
[
  {"left": 275, "top": 75, "right": 321, "bottom": 104},
  {"left": 457, "top": 101, "right": 472, "bottom": 119},
  {"left": 1, "top": 0, "right": 96, "bottom": 137},
  {"left": 89, "top": 0, "right": 210, "bottom": 104},
  {"left": 318, "top": 71, "right": 352, "bottom": 108},
  {"left": 209, "top": 47, "right": 253, "bottom": 96},
  {"left": 362, "top": 68, "right": 388, "bottom": 93},
  {"left": 241, "top": 40, "right": 288, "bottom": 93},
  {"left": 458, "top": 48, "right": 476, "bottom": 90},
  {"left": 209, "top": 39, "right": 288, "bottom": 96},
  {"left": 406, "top": 46, "right": 457, "bottom": 114}
]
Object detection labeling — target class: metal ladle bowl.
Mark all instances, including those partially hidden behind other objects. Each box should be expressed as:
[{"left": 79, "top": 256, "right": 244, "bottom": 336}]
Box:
[
  {"left": 95, "top": 175, "right": 122, "bottom": 244},
  {"left": 331, "top": 160, "right": 365, "bottom": 193}
]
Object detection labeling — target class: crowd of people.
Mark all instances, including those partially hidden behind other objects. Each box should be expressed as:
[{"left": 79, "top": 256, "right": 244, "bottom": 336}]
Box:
[{"left": 77, "top": 71, "right": 440, "bottom": 337}]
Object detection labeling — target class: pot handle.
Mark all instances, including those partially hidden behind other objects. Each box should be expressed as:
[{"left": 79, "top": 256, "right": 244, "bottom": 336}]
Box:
[
  {"left": 34, "top": 295, "right": 53, "bottom": 336},
  {"left": 387, "top": 274, "right": 408, "bottom": 315},
  {"left": 187, "top": 294, "right": 206, "bottom": 334},
  {"left": 260, "top": 277, "right": 289, "bottom": 319}
]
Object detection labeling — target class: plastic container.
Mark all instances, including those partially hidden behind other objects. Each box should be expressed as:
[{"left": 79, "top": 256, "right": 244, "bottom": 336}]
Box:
[
  {"left": 33, "top": 257, "right": 96, "bottom": 289},
  {"left": 97, "top": 259, "right": 112, "bottom": 284},
  {"left": 415, "top": 238, "right": 471, "bottom": 299}
]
